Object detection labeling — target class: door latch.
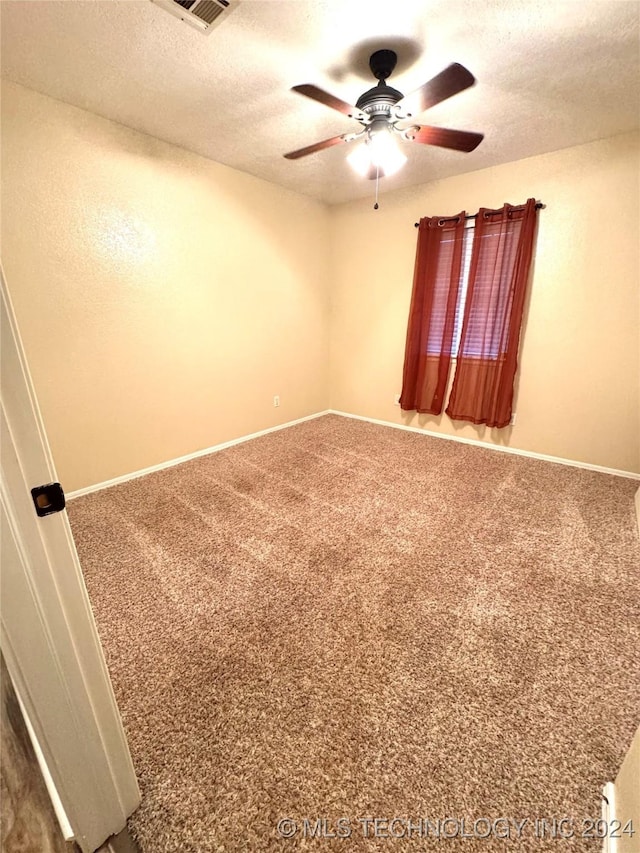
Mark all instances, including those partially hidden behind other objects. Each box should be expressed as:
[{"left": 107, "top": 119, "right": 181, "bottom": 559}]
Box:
[{"left": 31, "top": 483, "right": 66, "bottom": 517}]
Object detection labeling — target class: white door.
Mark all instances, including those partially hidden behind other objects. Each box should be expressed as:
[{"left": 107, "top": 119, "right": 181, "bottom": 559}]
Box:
[{"left": 0, "top": 269, "right": 140, "bottom": 852}]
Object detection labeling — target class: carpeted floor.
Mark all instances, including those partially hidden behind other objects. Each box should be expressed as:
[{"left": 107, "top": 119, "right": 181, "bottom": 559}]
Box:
[{"left": 68, "top": 414, "right": 640, "bottom": 852}]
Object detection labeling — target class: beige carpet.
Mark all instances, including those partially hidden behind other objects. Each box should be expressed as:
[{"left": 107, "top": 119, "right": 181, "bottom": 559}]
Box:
[{"left": 68, "top": 414, "right": 640, "bottom": 852}]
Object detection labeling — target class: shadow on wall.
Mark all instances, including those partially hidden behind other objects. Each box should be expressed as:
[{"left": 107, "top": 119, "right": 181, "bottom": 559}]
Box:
[{"left": 401, "top": 408, "right": 516, "bottom": 446}]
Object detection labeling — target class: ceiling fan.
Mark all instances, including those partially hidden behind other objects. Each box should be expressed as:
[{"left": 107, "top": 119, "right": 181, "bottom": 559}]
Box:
[{"left": 284, "top": 49, "right": 483, "bottom": 181}]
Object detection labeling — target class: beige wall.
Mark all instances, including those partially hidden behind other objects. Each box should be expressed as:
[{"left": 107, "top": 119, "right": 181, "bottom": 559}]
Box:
[
  {"left": 1, "top": 81, "right": 330, "bottom": 492},
  {"left": 2, "top": 82, "right": 639, "bottom": 487},
  {"left": 329, "top": 132, "right": 640, "bottom": 473}
]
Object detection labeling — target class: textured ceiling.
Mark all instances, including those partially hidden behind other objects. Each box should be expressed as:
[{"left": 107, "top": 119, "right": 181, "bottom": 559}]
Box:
[{"left": 1, "top": 0, "right": 639, "bottom": 205}]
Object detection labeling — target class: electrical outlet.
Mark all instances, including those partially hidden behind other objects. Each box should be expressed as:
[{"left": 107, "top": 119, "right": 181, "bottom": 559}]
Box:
[
  {"left": 273, "top": 395, "right": 280, "bottom": 408},
  {"left": 510, "top": 413, "right": 517, "bottom": 426},
  {"left": 394, "top": 394, "right": 401, "bottom": 406}
]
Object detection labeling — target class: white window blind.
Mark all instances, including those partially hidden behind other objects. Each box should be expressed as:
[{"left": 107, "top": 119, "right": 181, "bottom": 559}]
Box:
[
  {"left": 459, "top": 220, "right": 522, "bottom": 359},
  {"left": 426, "top": 218, "right": 522, "bottom": 359},
  {"left": 452, "top": 221, "right": 474, "bottom": 355},
  {"left": 425, "top": 221, "right": 474, "bottom": 357}
]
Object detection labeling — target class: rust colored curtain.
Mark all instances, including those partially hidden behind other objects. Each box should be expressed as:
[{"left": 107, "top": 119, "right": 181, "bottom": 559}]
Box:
[
  {"left": 399, "top": 212, "right": 466, "bottom": 414},
  {"left": 446, "top": 198, "right": 538, "bottom": 428}
]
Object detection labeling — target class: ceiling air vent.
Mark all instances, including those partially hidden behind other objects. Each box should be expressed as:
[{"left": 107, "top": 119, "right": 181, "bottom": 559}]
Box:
[{"left": 150, "top": 0, "right": 238, "bottom": 35}]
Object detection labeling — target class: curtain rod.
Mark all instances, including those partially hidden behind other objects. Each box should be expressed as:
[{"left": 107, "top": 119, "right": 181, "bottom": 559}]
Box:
[{"left": 414, "top": 202, "right": 544, "bottom": 227}]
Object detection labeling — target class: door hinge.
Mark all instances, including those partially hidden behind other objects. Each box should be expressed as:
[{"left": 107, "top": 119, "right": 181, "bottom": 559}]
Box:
[{"left": 31, "top": 483, "right": 66, "bottom": 517}]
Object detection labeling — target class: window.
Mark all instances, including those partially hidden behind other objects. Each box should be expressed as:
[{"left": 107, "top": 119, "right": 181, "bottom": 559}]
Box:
[
  {"left": 401, "top": 199, "right": 539, "bottom": 424},
  {"left": 427, "top": 219, "right": 522, "bottom": 359},
  {"left": 425, "top": 221, "right": 473, "bottom": 357}
]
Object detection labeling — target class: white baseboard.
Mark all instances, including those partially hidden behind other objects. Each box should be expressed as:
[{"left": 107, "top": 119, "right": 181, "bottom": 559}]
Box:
[
  {"left": 329, "top": 410, "right": 640, "bottom": 481},
  {"left": 68, "top": 408, "right": 640, "bottom": 501},
  {"left": 66, "top": 411, "right": 331, "bottom": 499},
  {"left": 601, "top": 782, "right": 617, "bottom": 853}
]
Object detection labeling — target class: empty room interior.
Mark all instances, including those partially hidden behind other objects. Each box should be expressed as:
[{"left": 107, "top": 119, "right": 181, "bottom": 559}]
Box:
[{"left": 1, "top": 1, "right": 639, "bottom": 852}]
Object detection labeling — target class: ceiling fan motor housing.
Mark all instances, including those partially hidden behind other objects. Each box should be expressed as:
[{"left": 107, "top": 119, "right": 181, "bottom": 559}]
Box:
[
  {"left": 369, "top": 49, "right": 398, "bottom": 81},
  {"left": 355, "top": 49, "right": 403, "bottom": 115},
  {"left": 356, "top": 83, "right": 404, "bottom": 113}
]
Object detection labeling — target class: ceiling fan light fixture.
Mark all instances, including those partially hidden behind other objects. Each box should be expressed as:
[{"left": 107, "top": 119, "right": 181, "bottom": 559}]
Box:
[
  {"left": 346, "top": 128, "right": 407, "bottom": 179},
  {"left": 346, "top": 142, "right": 373, "bottom": 177},
  {"left": 368, "top": 127, "right": 407, "bottom": 177}
]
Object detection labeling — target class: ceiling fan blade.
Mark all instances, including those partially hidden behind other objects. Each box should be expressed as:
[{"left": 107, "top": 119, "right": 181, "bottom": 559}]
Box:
[
  {"left": 396, "top": 63, "right": 476, "bottom": 117},
  {"left": 284, "top": 134, "right": 350, "bottom": 160},
  {"left": 291, "top": 84, "right": 363, "bottom": 119},
  {"left": 407, "top": 125, "right": 484, "bottom": 152}
]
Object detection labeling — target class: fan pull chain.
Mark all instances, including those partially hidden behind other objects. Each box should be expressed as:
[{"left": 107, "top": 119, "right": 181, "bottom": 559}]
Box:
[{"left": 374, "top": 164, "right": 380, "bottom": 210}]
